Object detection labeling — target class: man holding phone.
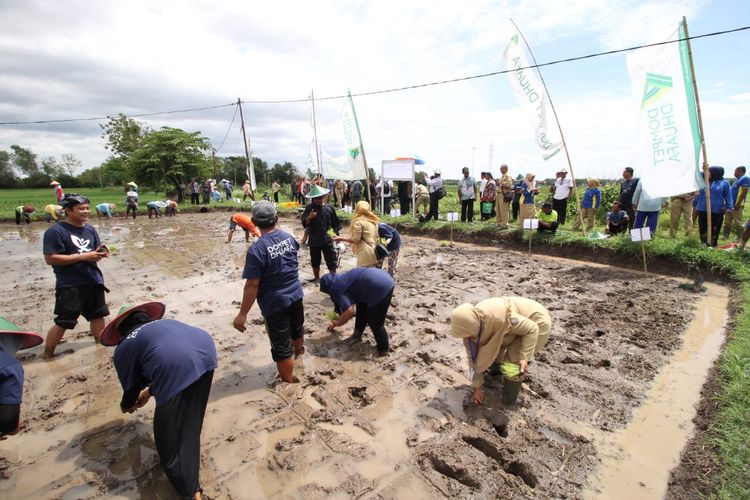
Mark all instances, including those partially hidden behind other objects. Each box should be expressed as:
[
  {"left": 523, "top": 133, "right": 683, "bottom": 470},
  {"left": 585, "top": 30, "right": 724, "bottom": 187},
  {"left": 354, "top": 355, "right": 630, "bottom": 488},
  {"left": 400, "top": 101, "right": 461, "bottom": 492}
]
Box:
[{"left": 42, "top": 193, "right": 110, "bottom": 359}]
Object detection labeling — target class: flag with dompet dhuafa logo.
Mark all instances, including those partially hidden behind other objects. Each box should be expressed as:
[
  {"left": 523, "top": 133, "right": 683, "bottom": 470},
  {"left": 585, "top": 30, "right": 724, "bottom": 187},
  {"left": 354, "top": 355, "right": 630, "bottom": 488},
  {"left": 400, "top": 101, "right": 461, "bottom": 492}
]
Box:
[
  {"left": 503, "top": 31, "right": 563, "bottom": 161},
  {"left": 627, "top": 20, "right": 704, "bottom": 198}
]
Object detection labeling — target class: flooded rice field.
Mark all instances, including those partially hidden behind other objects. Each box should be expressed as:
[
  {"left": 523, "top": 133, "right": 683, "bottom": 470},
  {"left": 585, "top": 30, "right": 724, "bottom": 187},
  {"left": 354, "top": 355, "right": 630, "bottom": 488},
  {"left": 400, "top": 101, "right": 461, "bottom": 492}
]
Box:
[{"left": 0, "top": 211, "right": 728, "bottom": 498}]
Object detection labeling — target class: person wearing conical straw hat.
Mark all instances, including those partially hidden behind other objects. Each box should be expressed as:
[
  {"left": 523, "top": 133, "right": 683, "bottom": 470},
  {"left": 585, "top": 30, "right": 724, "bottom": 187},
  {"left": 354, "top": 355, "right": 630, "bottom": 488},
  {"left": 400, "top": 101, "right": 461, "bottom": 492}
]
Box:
[
  {"left": 42, "top": 194, "right": 110, "bottom": 359},
  {"left": 50, "top": 180, "right": 64, "bottom": 203},
  {"left": 125, "top": 181, "right": 138, "bottom": 193},
  {"left": 301, "top": 184, "right": 341, "bottom": 283},
  {"left": 100, "top": 302, "right": 217, "bottom": 500},
  {"left": 451, "top": 297, "right": 551, "bottom": 405},
  {"left": 0, "top": 317, "right": 43, "bottom": 436}
]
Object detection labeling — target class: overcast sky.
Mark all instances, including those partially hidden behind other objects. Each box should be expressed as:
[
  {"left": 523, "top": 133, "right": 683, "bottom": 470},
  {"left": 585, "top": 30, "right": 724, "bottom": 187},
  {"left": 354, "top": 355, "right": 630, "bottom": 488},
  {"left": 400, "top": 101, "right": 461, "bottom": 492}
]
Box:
[{"left": 0, "top": 0, "right": 748, "bottom": 180}]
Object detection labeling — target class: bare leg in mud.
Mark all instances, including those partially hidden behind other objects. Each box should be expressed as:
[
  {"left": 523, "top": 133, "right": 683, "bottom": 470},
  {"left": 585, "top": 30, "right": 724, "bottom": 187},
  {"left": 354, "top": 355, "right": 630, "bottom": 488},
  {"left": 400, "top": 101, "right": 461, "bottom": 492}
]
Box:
[{"left": 276, "top": 357, "right": 299, "bottom": 383}]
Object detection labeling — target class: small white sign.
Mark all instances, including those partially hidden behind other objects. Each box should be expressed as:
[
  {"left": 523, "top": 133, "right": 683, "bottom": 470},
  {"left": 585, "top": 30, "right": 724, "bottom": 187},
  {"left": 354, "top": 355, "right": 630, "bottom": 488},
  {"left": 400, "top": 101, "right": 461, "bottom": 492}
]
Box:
[
  {"left": 343, "top": 206, "right": 353, "bottom": 213},
  {"left": 523, "top": 218, "right": 539, "bottom": 229},
  {"left": 630, "top": 227, "right": 652, "bottom": 241},
  {"left": 390, "top": 209, "right": 401, "bottom": 217},
  {"left": 447, "top": 212, "right": 459, "bottom": 222}
]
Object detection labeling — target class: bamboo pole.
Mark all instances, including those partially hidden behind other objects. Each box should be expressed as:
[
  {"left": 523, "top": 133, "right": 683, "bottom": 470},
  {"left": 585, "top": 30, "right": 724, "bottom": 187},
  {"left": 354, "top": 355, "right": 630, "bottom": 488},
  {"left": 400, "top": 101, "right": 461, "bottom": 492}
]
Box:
[
  {"left": 509, "top": 19, "right": 586, "bottom": 235},
  {"left": 237, "top": 98, "right": 255, "bottom": 199},
  {"left": 683, "top": 17, "right": 712, "bottom": 244},
  {"left": 347, "top": 91, "right": 372, "bottom": 206},
  {"left": 639, "top": 228, "right": 648, "bottom": 275},
  {"left": 310, "top": 90, "right": 322, "bottom": 178}
]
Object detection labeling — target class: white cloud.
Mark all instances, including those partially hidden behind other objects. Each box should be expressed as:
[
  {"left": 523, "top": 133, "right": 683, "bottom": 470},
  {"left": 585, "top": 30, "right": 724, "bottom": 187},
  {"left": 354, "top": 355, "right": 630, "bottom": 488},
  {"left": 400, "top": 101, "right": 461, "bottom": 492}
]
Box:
[{"left": 0, "top": 0, "right": 744, "bottom": 182}]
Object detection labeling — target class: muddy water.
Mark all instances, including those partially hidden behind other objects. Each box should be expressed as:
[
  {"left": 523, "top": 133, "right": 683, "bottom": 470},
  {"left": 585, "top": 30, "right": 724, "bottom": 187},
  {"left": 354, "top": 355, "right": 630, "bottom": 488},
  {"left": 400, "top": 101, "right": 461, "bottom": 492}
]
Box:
[
  {"left": 583, "top": 283, "right": 727, "bottom": 499},
  {"left": 0, "top": 213, "right": 730, "bottom": 498}
]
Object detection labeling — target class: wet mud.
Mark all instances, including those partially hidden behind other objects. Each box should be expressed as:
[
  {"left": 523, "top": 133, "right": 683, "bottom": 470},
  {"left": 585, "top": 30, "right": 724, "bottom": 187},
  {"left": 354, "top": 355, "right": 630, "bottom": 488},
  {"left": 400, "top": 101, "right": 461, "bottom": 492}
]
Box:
[{"left": 0, "top": 212, "right": 728, "bottom": 498}]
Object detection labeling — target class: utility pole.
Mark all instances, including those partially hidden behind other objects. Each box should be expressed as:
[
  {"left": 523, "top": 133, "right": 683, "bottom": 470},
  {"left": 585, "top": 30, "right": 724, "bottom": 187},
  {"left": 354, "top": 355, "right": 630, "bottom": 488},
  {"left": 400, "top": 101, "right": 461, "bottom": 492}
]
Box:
[
  {"left": 211, "top": 148, "right": 217, "bottom": 179},
  {"left": 237, "top": 97, "right": 254, "bottom": 199}
]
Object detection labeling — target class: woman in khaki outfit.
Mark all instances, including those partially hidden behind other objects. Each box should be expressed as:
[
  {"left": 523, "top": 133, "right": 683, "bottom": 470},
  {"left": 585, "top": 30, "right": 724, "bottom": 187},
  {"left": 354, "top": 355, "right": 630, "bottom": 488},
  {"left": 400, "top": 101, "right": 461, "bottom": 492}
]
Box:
[
  {"left": 450, "top": 296, "right": 551, "bottom": 405},
  {"left": 335, "top": 201, "right": 379, "bottom": 267}
]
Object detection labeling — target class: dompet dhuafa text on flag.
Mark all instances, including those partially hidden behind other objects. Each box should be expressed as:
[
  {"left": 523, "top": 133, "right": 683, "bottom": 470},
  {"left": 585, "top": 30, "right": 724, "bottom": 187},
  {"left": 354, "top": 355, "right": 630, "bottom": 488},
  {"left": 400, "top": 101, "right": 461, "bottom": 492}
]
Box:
[{"left": 626, "top": 20, "right": 704, "bottom": 198}]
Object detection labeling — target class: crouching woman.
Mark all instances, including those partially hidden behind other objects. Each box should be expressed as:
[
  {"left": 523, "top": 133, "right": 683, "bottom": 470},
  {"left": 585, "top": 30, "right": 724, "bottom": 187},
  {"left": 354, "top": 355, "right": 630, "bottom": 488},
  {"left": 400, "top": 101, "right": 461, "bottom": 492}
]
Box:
[{"left": 450, "top": 296, "right": 551, "bottom": 405}]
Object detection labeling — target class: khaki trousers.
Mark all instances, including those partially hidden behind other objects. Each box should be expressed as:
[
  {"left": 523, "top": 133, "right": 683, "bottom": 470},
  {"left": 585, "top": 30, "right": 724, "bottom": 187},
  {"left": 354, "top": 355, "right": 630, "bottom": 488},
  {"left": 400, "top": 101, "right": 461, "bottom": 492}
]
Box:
[
  {"left": 519, "top": 204, "right": 535, "bottom": 228},
  {"left": 669, "top": 197, "right": 694, "bottom": 237},
  {"left": 496, "top": 196, "right": 510, "bottom": 225},
  {"left": 573, "top": 207, "right": 596, "bottom": 231}
]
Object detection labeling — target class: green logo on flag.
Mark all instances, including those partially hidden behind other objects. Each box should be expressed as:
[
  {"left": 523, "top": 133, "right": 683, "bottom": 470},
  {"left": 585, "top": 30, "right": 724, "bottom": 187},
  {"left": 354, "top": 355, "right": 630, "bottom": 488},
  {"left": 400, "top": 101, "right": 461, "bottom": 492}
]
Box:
[
  {"left": 641, "top": 73, "right": 672, "bottom": 108},
  {"left": 510, "top": 34, "right": 518, "bottom": 45},
  {"left": 348, "top": 147, "right": 360, "bottom": 160}
]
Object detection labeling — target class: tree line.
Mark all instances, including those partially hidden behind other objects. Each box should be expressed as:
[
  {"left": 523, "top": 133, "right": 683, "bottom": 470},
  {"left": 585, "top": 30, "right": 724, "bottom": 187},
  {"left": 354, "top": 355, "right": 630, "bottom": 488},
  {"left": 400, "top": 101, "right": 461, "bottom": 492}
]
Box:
[{"left": 1, "top": 114, "right": 299, "bottom": 201}]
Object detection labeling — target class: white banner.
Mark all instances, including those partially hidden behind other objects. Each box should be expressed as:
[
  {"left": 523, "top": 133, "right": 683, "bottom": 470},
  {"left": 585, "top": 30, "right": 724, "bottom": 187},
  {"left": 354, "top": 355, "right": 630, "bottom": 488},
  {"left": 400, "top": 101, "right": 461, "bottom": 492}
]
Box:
[
  {"left": 503, "top": 33, "right": 563, "bottom": 161},
  {"left": 340, "top": 95, "right": 367, "bottom": 176},
  {"left": 627, "top": 21, "right": 703, "bottom": 198},
  {"left": 320, "top": 149, "right": 359, "bottom": 180}
]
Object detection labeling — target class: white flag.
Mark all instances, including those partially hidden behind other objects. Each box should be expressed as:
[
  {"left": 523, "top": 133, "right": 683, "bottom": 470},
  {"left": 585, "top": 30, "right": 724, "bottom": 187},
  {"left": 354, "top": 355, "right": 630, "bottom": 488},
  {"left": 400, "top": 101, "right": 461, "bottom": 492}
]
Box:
[
  {"left": 503, "top": 33, "right": 563, "bottom": 161},
  {"left": 320, "top": 149, "right": 359, "bottom": 180},
  {"left": 340, "top": 94, "right": 367, "bottom": 176},
  {"left": 627, "top": 21, "right": 703, "bottom": 198}
]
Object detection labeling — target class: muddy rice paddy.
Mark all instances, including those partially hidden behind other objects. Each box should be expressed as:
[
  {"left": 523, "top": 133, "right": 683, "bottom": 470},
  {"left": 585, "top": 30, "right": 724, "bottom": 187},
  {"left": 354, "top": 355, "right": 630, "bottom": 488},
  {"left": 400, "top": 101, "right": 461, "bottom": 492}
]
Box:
[{"left": 0, "top": 211, "right": 728, "bottom": 498}]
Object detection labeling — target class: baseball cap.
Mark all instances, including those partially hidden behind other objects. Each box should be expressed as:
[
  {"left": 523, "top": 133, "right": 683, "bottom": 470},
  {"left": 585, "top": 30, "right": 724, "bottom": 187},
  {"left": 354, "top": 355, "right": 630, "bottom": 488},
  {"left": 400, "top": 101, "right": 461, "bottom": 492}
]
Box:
[
  {"left": 251, "top": 201, "right": 277, "bottom": 227},
  {"left": 60, "top": 193, "right": 90, "bottom": 208}
]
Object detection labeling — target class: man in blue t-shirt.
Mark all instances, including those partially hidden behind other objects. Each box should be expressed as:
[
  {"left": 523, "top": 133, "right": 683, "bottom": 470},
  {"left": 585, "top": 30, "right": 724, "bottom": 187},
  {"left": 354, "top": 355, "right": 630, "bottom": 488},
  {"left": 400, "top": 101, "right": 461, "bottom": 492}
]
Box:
[
  {"left": 320, "top": 267, "right": 395, "bottom": 356},
  {"left": 376, "top": 223, "right": 401, "bottom": 277},
  {"left": 42, "top": 194, "right": 110, "bottom": 359},
  {"left": 101, "top": 302, "right": 217, "bottom": 500},
  {"left": 0, "top": 318, "right": 43, "bottom": 437},
  {"left": 724, "top": 166, "right": 750, "bottom": 239},
  {"left": 233, "top": 202, "right": 305, "bottom": 383}
]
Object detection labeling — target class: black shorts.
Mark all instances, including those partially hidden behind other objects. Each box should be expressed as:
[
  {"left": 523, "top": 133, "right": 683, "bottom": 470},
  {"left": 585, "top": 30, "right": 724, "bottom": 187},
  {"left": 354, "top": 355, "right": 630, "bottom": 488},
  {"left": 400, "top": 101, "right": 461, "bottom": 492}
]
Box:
[
  {"left": 264, "top": 299, "right": 304, "bottom": 361},
  {"left": 309, "top": 242, "right": 337, "bottom": 270},
  {"left": 54, "top": 284, "right": 109, "bottom": 329}
]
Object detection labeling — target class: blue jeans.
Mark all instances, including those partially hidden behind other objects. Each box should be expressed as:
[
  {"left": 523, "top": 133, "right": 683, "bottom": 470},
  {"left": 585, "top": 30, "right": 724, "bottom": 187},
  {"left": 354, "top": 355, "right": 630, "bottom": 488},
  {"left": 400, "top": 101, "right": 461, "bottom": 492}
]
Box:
[{"left": 634, "top": 211, "right": 659, "bottom": 235}]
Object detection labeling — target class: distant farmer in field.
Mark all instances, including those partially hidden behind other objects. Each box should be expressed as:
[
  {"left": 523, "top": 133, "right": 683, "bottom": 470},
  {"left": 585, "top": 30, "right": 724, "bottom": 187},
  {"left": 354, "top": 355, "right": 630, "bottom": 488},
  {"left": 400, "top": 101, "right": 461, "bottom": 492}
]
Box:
[
  {"left": 419, "top": 169, "right": 443, "bottom": 223},
  {"left": 100, "top": 302, "right": 216, "bottom": 500},
  {"left": 95, "top": 203, "right": 116, "bottom": 220},
  {"left": 334, "top": 201, "right": 379, "bottom": 268},
  {"left": 519, "top": 173, "right": 538, "bottom": 227},
  {"left": 619, "top": 167, "right": 639, "bottom": 230},
  {"left": 669, "top": 191, "right": 697, "bottom": 238},
  {"left": 165, "top": 200, "right": 178, "bottom": 216},
  {"left": 301, "top": 185, "right": 340, "bottom": 282},
  {"left": 398, "top": 180, "right": 411, "bottom": 216},
  {"left": 320, "top": 267, "right": 395, "bottom": 357},
  {"left": 632, "top": 178, "right": 667, "bottom": 236},
  {"left": 480, "top": 172, "right": 496, "bottom": 221},
  {"left": 42, "top": 194, "right": 110, "bottom": 359},
  {"left": 0, "top": 318, "right": 43, "bottom": 437},
  {"left": 125, "top": 189, "right": 139, "bottom": 219},
  {"left": 227, "top": 213, "right": 260, "bottom": 243},
  {"left": 351, "top": 179, "right": 363, "bottom": 207},
  {"left": 376, "top": 222, "right": 401, "bottom": 277},
  {"left": 190, "top": 179, "right": 200, "bottom": 205},
  {"left": 605, "top": 202, "right": 629, "bottom": 236},
  {"left": 15, "top": 205, "right": 35, "bottom": 225},
  {"left": 125, "top": 181, "right": 138, "bottom": 193},
  {"left": 334, "top": 179, "right": 346, "bottom": 208},
  {"left": 695, "top": 165, "right": 734, "bottom": 247},
  {"left": 724, "top": 165, "right": 750, "bottom": 240},
  {"left": 535, "top": 202, "right": 559, "bottom": 234},
  {"left": 451, "top": 296, "right": 552, "bottom": 405},
  {"left": 497, "top": 164, "right": 513, "bottom": 228},
  {"left": 44, "top": 204, "right": 64, "bottom": 223},
  {"left": 414, "top": 183, "right": 430, "bottom": 218},
  {"left": 50, "top": 180, "right": 64, "bottom": 203},
  {"left": 573, "top": 179, "right": 601, "bottom": 232},
  {"left": 146, "top": 200, "right": 167, "bottom": 218},
  {"left": 551, "top": 168, "right": 573, "bottom": 225},
  {"left": 272, "top": 181, "right": 280, "bottom": 203},
  {"left": 233, "top": 202, "right": 305, "bottom": 383},
  {"left": 222, "top": 179, "right": 233, "bottom": 200},
  {"left": 457, "top": 167, "right": 478, "bottom": 223},
  {"left": 242, "top": 180, "right": 252, "bottom": 201}
]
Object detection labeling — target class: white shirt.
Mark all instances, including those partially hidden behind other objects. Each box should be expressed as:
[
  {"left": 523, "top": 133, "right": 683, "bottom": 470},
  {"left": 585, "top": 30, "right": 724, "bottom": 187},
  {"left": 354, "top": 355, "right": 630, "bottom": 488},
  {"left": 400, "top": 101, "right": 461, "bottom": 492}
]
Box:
[
  {"left": 426, "top": 176, "right": 443, "bottom": 193},
  {"left": 553, "top": 177, "right": 573, "bottom": 200}
]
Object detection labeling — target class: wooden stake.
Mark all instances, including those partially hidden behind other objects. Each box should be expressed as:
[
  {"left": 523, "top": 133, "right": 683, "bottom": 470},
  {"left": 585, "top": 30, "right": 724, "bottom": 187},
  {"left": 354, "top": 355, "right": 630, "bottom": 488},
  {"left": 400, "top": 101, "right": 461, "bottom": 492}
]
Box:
[
  {"left": 528, "top": 228, "right": 533, "bottom": 256},
  {"left": 683, "top": 17, "right": 711, "bottom": 243},
  {"left": 310, "top": 90, "right": 322, "bottom": 178}
]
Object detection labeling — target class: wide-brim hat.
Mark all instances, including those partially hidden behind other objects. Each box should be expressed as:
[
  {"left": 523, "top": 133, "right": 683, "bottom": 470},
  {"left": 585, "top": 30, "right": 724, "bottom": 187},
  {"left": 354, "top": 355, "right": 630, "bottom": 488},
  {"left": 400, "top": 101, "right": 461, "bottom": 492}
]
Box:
[
  {"left": 126, "top": 181, "right": 137, "bottom": 187},
  {"left": 0, "top": 317, "right": 43, "bottom": 350},
  {"left": 557, "top": 168, "right": 568, "bottom": 174},
  {"left": 100, "top": 302, "right": 166, "bottom": 347},
  {"left": 50, "top": 180, "right": 60, "bottom": 186},
  {"left": 306, "top": 185, "right": 330, "bottom": 198}
]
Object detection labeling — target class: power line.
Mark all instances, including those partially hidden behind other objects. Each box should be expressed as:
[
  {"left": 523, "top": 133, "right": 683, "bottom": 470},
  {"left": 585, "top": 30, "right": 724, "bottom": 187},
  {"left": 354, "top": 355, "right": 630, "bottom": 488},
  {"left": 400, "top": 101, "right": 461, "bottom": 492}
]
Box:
[
  {"left": 0, "top": 102, "right": 236, "bottom": 126},
  {"left": 0, "top": 24, "right": 747, "bottom": 125},
  {"left": 214, "top": 105, "right": 239, "bottom": 153}
]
